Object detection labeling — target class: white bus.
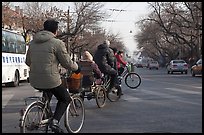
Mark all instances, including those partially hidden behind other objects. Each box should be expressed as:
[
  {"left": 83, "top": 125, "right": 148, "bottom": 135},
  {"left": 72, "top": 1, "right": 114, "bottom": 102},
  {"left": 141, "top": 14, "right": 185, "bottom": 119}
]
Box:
[{"left": 2, "top": 28, "right": 29, "bottom": 87}]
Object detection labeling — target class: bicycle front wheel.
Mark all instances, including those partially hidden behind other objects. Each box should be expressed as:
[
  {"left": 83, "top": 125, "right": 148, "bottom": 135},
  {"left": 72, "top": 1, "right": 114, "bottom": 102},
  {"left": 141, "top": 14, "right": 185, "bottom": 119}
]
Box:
[
  {"left": 20, "top": 101, "right": 49, "bottom": 133},
  {"left": 64, "top": 94, "right": 85, "bottom": 133},
  {"left": 125, "top": 72, "right": 141, "bottom": 89},
  {"left": 95, "top": 85, "right": 106, "bottom": 108}
]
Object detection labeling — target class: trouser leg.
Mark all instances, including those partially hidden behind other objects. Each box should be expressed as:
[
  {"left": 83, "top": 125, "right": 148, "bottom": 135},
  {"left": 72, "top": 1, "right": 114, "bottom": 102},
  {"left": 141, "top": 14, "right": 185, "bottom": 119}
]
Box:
[
  {"left": 118, "top": 67, "right": 124, "bottom": 76},
  {"left": 50, "top": 84, "right": 72, "bottom": 121},
  {"left": 109, "top": 74, "right": 119, "bottom": 89}
]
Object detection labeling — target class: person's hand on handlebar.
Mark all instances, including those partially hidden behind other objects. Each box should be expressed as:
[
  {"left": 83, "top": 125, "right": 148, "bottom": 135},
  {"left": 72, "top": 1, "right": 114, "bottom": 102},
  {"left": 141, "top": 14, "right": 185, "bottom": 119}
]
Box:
[{"left": 125, "top": 63, "right": 130, "bottom": 67}]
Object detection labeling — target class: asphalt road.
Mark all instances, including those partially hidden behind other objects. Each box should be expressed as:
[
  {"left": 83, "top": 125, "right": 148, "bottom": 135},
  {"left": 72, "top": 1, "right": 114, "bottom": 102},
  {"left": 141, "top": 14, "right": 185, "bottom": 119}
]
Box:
[{"left": 2, "top": 67, "right": 202, "bottom": 133}]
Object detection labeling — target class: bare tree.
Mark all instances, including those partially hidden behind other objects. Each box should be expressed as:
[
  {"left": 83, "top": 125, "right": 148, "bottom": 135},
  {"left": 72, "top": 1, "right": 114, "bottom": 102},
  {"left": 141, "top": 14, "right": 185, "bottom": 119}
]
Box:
[
  {"left": 22, "top": 2, "right": 52, "bottom": 32},
  {"left": 2, "top": 2, "right": 13, "bottom": 29},
  {"left": 2, "top": 2, "right": 126, "bottom": 59},
  {"left": 135, "top": 2, "right": 202, "bottom": 66}
]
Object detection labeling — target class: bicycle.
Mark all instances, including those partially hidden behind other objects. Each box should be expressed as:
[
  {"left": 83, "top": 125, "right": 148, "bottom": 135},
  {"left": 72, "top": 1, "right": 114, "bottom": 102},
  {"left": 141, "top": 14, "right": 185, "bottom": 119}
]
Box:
[
  {"left": 78, "top": 60, "right": 106, "bottom": 108},
  {"left": 101, "top": 74, "right": 122, "bottom": 102},
  {"left": 80, "top": 81, "right": 107, "bottom": 108},
  {"left": 119, "top": 62, "right": 141, "bottom": 89},
  {"left": 19, "top": 74, "right": 85, "bottom": 133}
]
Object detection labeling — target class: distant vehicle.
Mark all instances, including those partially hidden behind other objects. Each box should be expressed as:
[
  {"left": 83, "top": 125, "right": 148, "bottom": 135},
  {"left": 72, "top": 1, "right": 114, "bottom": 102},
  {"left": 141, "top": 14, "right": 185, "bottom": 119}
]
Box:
[
  {"left": 2, "top": 28, "right": 29, "bottom": 87},
  {"left": 141, "top": 58, "right": 148, "bottom": 68},
  {"left": 148, "top": 61, "right": 159, "bottom": 70},
  {"left": 135, "top": 57, "right": 149, "bottom": 68},
  {"left": 167, "top": 60, "right": 188, "bottom": 74},
  {"left": 191, "top": 58, "right": 202, "bottom": 77},
  {"left": 135, "top": 60, "right": 143, "bottom": 68}
]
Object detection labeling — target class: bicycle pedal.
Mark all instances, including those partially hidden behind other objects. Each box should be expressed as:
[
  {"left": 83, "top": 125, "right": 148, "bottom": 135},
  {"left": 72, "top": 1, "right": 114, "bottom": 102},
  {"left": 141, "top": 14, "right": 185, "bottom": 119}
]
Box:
[
  {"left": 87, "top": 93, "right": 94, "bottom": 100},
  {"left": 87, "top": 95, "right": 92, "bottom": 100}
]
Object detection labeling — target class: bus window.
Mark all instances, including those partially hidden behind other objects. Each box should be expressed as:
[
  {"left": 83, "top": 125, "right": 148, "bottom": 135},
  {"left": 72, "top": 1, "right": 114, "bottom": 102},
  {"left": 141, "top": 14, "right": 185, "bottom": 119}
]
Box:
[
  {"left": 16, "top": 34, "right": 26, "bottom": 54},
  {"left": 2, "top": 31, "right": 8, "bottom": 52}
]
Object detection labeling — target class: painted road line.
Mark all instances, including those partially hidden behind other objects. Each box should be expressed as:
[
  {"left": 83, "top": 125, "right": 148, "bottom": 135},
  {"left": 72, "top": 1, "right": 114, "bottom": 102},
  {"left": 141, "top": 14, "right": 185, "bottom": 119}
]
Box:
[
  {"left": 165, "top": 88, "right": 202, "bottom": 95},
  {"left": 2, "top": 94, "right": 14, "bottom": 108}
]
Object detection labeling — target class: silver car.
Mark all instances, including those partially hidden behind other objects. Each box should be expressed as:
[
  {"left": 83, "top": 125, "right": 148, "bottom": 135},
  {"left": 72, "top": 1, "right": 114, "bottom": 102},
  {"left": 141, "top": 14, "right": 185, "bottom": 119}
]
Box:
[
  {"left": 167, "top": 60, "right": 188, "bottom": 74},
  {"left": 148, "top": 61, "right": 159, "bottom": 70}
]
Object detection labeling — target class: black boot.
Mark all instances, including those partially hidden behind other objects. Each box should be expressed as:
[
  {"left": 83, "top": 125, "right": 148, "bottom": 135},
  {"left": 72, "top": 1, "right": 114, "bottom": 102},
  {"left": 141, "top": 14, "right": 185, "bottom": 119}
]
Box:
[{"left": 49, "top": 119, "right": 64, "bottom": 133}]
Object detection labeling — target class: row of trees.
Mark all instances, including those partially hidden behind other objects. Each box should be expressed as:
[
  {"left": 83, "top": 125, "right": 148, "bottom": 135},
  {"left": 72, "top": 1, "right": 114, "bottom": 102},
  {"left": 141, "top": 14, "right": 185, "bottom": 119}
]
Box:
[
  {"left": 2, "top": 2, "right": 126, "bottom": 59},
  {"left": 4, "top": 2, "right": 200, "bottom": 66},
  {"left": 135, "top": 2, "right": 202, "bottom": 66}
]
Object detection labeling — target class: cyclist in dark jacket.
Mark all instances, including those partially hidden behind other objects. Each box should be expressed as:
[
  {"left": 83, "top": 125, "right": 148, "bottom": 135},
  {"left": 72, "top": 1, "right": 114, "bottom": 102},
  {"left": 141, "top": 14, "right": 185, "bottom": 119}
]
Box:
[{"left": 93, "top": 40, "right": 118, "bottom": 89}]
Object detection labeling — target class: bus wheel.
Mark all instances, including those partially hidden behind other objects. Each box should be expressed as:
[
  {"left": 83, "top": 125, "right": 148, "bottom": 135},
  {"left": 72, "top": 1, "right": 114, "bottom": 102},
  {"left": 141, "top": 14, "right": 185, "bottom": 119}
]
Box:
[{"left": 7, "top": 71, "right": 20, "bottom": 87}]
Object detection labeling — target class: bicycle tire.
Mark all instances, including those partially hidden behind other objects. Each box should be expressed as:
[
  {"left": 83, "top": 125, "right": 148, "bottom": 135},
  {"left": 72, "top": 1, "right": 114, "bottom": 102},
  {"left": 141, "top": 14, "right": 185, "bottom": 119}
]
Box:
[
  {"left": 107, "top": 85, "right": 122, "bottom": 102},
  {"left": 20, "top": 101, "right": 50, "bottom": 133},
  {"left": 95, "top": 85, "right": 106, "bottom": 108},
  {"left": 64, "top": 94, "right": 85, "bottom": 133},
  {"left": 125, "top": 72, "right": 141, "bottom": 89}
]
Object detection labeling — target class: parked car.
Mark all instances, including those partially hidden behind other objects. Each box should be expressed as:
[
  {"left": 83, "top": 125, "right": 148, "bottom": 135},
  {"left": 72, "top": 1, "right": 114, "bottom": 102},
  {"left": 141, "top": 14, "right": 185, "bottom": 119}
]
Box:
[
  {"left": 148, "top": 61, "right": 159, "bottom": 70},
  {"left": 167, "top": 59, "right": 188, "bottom": 74},
  {"left": 191, "top": 58, "right": 202, "bottom": 77}
]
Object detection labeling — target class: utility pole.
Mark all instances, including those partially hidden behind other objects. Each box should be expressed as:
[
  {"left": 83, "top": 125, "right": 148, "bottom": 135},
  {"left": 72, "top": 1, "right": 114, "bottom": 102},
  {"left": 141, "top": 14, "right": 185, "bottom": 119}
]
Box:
[{"left": 67, "top": 6, "right": 70, "bottom": 55}]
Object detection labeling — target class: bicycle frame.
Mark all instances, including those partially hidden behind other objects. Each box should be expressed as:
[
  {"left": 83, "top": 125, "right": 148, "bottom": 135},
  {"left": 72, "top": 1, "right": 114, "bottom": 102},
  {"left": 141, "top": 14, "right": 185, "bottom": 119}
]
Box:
[
  {"left": 119, "top": 63, "right": 135, "bottom": 77},
  {"left": 120, "top": 67, "right": 128, "bottom": 78},
  {"left": 102, "top": 74, "right": 111, "bottom": 90}
]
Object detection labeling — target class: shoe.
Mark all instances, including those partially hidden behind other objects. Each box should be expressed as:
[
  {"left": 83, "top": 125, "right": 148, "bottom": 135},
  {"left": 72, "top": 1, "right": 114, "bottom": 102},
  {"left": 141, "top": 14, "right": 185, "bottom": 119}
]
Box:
[
  {"left": 49, "top": 119, "right": 64, "bottom": 133},
  {"left": 112, "top": 88, "right": 118, "bottom": 94},
  {"left": 116, "top": 90, "right": 123, "bottom": 96}
]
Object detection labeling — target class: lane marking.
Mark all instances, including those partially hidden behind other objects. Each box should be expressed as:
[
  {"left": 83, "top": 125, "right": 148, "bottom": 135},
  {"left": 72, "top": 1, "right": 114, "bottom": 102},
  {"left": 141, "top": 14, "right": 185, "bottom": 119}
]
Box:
[
  {"left": 142, "top": 78, "right": 202, "bottom": 89},
  {"left": 123, "top": 95, "right": 141, "bottom": 102},
  {"left": 2, "top": 94, "right": 14, "bottom": 108},
  {"left": 165, "top": 88, "right": 202, "bottom": 95},
  {"left": 140, "top": 88, "right": 202, "bottom": 106}
]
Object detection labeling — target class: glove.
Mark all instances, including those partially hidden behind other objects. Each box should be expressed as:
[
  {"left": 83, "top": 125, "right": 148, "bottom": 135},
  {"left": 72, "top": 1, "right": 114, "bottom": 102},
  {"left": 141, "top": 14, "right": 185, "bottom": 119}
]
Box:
[{"left": 74, "top": 66, "right": 81, "bottom": 74}]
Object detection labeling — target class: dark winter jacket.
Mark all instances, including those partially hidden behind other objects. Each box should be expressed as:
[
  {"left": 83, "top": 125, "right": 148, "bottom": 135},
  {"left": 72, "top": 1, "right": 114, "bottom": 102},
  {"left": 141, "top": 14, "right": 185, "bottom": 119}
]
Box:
[{"left": 93, "top": 43, "right": 117, "bottom": 74}]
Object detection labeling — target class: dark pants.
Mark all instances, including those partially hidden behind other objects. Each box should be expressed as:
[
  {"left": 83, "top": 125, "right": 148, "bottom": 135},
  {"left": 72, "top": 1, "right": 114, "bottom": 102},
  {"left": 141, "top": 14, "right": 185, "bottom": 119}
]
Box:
[
  {"left": 118, "top": 67, "right": 124, "bottom": 76},
  {"left": 39, "top": 84, "right": 72, "bottom": 122},
  {"left": 104, "top": 69, "right": 119, "bottom": 89},
  {"left": 109, "top": 73, "right": 119, "bottom": 89}
]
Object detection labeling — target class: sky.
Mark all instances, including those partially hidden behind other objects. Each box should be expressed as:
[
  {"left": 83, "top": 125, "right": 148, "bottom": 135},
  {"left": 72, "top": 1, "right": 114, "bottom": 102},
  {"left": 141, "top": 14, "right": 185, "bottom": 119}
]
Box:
[
  {"left": 11, "top": 2, "right": 151, "bottom": 55},
  {"left": 99, "top": 2, "right": 151, "bottom": 54},
  {"left": 54, "top": 2, "right": 151, "bottom": 54}
]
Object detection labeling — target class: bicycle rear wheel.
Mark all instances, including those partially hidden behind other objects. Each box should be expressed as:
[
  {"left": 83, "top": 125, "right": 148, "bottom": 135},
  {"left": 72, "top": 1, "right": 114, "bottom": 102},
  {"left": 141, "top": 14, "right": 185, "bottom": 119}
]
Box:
[
  {"left": 95, "top": 85, "right": 106, "bottom": 108},
  {"left": 125, "top": 72, "right": 141, "bottom": 89},
  {"left": 107, "top": 85, "right": 122, "bottom": 102},
  {"left": 64, "top": 94, "right": 85, "bottom": 133},
  {"left": 20, "top": 101, "right": 49, "bottom": 133}
]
